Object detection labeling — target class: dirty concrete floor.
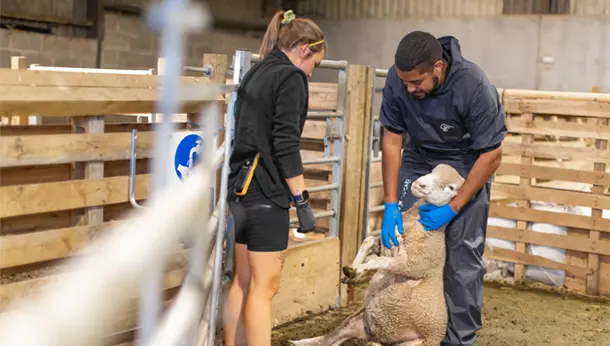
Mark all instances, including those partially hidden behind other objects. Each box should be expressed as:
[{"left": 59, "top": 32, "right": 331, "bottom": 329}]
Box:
[{"left": 258, "top": 281, "right": 609, "bottom": 346}]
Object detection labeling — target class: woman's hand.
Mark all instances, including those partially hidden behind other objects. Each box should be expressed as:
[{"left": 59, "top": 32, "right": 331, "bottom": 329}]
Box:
[{"left": 295, "top": 194, "right": 316, "bottom": 233}]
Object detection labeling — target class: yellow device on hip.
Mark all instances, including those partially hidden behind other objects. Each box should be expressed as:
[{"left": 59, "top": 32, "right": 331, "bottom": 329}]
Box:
[{"left": 233, "top": 153, "right": 260, "bottom": 197}]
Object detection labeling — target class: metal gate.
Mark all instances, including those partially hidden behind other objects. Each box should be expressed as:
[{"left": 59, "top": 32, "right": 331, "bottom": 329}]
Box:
[{"left": 361, "top": 68, "right": 389, "bottom": 239}]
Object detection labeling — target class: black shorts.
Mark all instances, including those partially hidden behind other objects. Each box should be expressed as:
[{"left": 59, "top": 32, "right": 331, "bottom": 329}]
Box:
[{"left": 228, "top": 187, "right": 290, "bottom": 252}]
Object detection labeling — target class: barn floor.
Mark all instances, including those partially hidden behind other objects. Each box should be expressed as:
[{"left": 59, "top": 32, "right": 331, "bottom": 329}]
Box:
[{"left": 265, "top": 281, "right": 610, "bottom": 346}]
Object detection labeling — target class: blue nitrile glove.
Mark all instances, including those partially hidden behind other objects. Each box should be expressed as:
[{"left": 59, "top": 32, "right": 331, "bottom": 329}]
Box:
[
  {"left": 380, "top": 202, "right": 404, "bottom": 249},
  {"left": 418, "top": 203, "right": 457, "bottom": 231}
]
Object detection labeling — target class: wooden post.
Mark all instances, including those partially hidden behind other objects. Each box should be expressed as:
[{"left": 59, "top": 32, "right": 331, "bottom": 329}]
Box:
[
  {"left": 514, "top": 112, "right": 534, "bottom": 283},
  {"left": 587, "top": 85, "right": 603, "bottom": 295},
  {"left": 202, "top": 54, "right": 229, "bottom": 203},
  {"left": 339, "top": 64, "right": 373, "bottom": 305},
  {"left": 154, "top": 58, "right": 166, "bottom": 123},
  {"left": 10, "top": 56, "right": 29, "bottom": 125}
]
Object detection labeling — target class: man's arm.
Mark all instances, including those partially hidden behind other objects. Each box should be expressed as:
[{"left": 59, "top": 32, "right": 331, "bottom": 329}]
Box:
[
  {"left": 450, "top": 80, "right": 507, "bottom": 212},
  {"left": 449, "top": 147, "right": 502, "bottom": 212},
  {"left": 378, "top": 69, "right": 408, "bottom": 203},
  {"left": 271, "top": 72, "right": 309, "bottom": 196},
  {"left": 382, "top": 131, "right": 404, "bottom": 203}
]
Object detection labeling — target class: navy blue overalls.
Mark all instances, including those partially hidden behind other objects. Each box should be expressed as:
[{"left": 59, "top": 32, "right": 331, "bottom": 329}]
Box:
[{"left": 379, "top": 36, "right": 508, "bottom": 345}]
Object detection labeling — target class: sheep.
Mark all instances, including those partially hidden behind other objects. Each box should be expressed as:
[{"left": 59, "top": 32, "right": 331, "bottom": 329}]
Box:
[
  {"left": 484, "top": 181, "right": 594, "bottom": 287},
  {"left": 287, "top": 163, "right": 466, "bottom": 346}
]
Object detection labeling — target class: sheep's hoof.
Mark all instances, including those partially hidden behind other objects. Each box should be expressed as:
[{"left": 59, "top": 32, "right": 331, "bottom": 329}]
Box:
[
  {"left": 340, "top": 276, "right": 354, "bottom": 285},
  {"left": 342, "top": 265, "right": 356, "bottom": 279}
]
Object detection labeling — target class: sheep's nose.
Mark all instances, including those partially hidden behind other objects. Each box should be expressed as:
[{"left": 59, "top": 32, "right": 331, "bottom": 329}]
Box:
[{"left": 417, "top": 182, "right": 426, "bottom": 189}]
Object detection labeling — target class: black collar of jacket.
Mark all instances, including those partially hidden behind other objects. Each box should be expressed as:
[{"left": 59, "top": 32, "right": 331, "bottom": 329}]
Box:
[{"left": 265, "top": 48, "right": 293, "bottom": 65}]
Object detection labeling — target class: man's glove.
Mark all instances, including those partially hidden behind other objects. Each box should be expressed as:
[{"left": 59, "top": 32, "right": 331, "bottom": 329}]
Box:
[
  {"left": 380, "top": 202, "right": 404, "bottom": 249},
  {"left": 418, "top": 203, "right": 457, "bottom": 231},
  {"left": 295, "top": 197, "right": 316, "bottom": 233}
]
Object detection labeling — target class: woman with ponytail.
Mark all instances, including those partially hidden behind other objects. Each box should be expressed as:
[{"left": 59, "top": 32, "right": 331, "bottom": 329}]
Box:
[{"left": 223, "top": 9, "right": 327, "bottom": 346}]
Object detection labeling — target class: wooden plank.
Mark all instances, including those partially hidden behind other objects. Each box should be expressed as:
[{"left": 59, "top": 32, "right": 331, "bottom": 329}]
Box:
[
  {"left": 502, "top": 141, "right": 610, "bottom": 163},
  {"left": 339, "top": 65, "right": 371, "bottom": 277},
  {"left": 491, "top": 182, "right": 610, "bottom": 211},
  {"left": 487, "top": 226, "right": 610, "bottom": 257},
  {"left": 309, "top": 82, "right": 338, "bottom": 110},
  {"left": 0, "top": 222, "right": 117, "bottom": 269},
  {"left": 489, "top": 204, "right": 610, "bottom": 234},
  {"left": 0, "top": 86, "right": 223, "bottom": 117},
  {"left": 0, "top": 131, "right": 178, "bottom": 167},
  {"left": 0, "top": 174, "right": 151, "bottom": 218},
  {"left": 495, "top": 163, "right": 610, "bottom": 186},
  {"left": 271, "top": 238, "right": 340, "bottom": 326},
  {"left": 0, "top": 68, "right": 208, "bottom": 88},
  {"left": 497, "top": 87, "right": 610, "bottom": 102},
  {"left": 502, "top": 98, "right": 610, "bottom": 118},
  {"left": 514, "top": 112, "right": 533, "bottom": 283},
  {"left": 10, "top": 56, "right": 30, "bottom": 125},
  {"left": 587, "top": 99, "right": 606, "bottom": 295},
  {"left": 0, "top": 267, "right": 186, "bottom": 311},
  {"left": 0, "top": 123, "right": 188, "bottom": 136},
  {"left": 75, "top": 114, "right": 105, "bottom": 246},
  {"left": 484, "top": 246, "right": 592, "bottom": 280},
  {"left": 507, "top": 117, "right": 610, "bottom": 140}
]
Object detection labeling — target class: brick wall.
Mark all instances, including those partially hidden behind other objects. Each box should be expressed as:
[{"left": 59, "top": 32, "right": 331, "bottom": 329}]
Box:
[{"left": 0, "top": 8, "right": 263, "bottom": 70}]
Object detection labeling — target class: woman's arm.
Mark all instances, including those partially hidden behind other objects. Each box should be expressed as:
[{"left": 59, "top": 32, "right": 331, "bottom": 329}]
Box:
[{"left": 271, "top": 72, "right": 309, "bottom": 197}]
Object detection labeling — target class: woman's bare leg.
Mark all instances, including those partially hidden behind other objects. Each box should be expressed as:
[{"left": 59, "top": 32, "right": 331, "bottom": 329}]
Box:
[
  {"left": 244, "top": 249, "right": 286, "bottom": 346},
  {"left": 223, "top": 244, "right": 251, "bottom": 346}
]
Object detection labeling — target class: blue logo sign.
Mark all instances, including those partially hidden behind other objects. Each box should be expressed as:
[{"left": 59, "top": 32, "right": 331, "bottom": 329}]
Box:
[{"left": 174, "top": 133, "right": 203, "bottom": 180}]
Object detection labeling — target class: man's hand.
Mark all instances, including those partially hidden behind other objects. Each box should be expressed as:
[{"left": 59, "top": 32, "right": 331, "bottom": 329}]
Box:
[
  {"left": 381, "top": 202, "right": 403, "bottom": 248},
  {"left": 418, "top": 203, "right": 457, "bottom": 231},
  {"left": 449, "top": 146, "right": 503, "bottom": 212}
]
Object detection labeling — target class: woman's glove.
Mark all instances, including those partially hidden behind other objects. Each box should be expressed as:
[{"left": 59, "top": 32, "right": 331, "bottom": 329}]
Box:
[{"left": 295, "top": 194, "right": 316, "bottom": 233}]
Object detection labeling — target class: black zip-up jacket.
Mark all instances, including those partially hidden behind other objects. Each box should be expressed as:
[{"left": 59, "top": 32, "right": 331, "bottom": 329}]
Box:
[{"left": 227, "top": 48, "right": 309, "bottom": 209}]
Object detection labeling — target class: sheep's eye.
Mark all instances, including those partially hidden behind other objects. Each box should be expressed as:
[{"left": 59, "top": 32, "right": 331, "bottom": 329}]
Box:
[{"left": 447, "top": 185, "right": 455, "bottom": 191}]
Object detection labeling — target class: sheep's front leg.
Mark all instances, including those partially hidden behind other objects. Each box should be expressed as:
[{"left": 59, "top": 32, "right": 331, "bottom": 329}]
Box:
[
  {"left": 351, "top": 256, "right": 397, "bottom": 276},
  {"left": 342, "top": 236, "right": 378, "bottom": 282}
]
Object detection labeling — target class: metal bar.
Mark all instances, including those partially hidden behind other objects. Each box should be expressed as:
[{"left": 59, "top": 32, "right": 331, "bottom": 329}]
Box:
[
  {"left": 205, "top": 48, "right": 249, "bottom": 346},
  {"left": 307, "top": 111, "right": 343, "bottom": 119},
  {"left": 250, "top": 53, "right": 348, "bottom": 70},
  {"left": 369, "top": 205, "right": 384, "bottom": 213},
  {"left": 329, "top": 65, "right": 348, "bottom": 239},
  {"left": 28, "top": 64, "right": 154, "bottom": 75},
  {"left": 139, "top": 0, "right": 191, "bottom": 341},
  {"left": 184, "top": 64, "right": 213, "bottom": 78},
  {"left": 303, "top": 156, "right": 340, "bottom": 165},
  {"left": 370, "top": 182, "right": 383, "bottom": 189},
  {"left": 375, "top": 69, "right": 388, "bottom": 77},
  {"left": 129, "top": 129, "right": 146, "bottom": 209},
  {"left": 371, "top": 157, "right": 381, "bottom": 163},
  {"left": 361, "top": 72, "right": 378, "bottom": 240},
  {"left": 308, "top": 183, "right": 339, "bottom": 193},
  {"left": 290, "top": 210, "right": 335, "bottom": 224}
]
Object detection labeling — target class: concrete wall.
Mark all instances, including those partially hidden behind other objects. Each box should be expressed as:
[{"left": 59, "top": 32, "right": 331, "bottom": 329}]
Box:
[
  {"left": 316, "top": 15, "right": 610, "bottom": 93},
  {"left": 0, "top": 1, "right": 265, "bottom": 70}
]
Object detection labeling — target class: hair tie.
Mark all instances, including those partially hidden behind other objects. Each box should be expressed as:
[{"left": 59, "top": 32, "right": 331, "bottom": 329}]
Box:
[{"left": 281, "top": 10, "right": 296, "bottom": 25}]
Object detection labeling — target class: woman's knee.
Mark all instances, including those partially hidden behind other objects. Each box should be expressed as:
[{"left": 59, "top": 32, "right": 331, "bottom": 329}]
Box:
[{"left": 249, "top": 272, "right": 281, "bottom": 299}]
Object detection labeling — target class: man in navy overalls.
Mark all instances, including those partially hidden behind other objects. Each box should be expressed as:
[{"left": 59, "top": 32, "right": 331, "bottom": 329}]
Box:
[{"left": 378, "top": 31, "right": 507, "bottom": 345}]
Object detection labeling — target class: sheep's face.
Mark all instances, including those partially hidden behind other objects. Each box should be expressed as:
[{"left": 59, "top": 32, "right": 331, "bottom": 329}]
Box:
[{"left": 410, "top": 164, "right": 465, "bottom": 206}]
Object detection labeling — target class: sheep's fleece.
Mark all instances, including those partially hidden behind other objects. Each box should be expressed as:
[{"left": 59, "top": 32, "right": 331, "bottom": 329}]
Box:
[{"left": 396, "top": 148, "right": 491, "bottom": 346}]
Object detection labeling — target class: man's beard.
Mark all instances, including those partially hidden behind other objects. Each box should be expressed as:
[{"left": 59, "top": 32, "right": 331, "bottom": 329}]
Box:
[{"left": 413, "top": 75, "right": 440, "bottom": 99}]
